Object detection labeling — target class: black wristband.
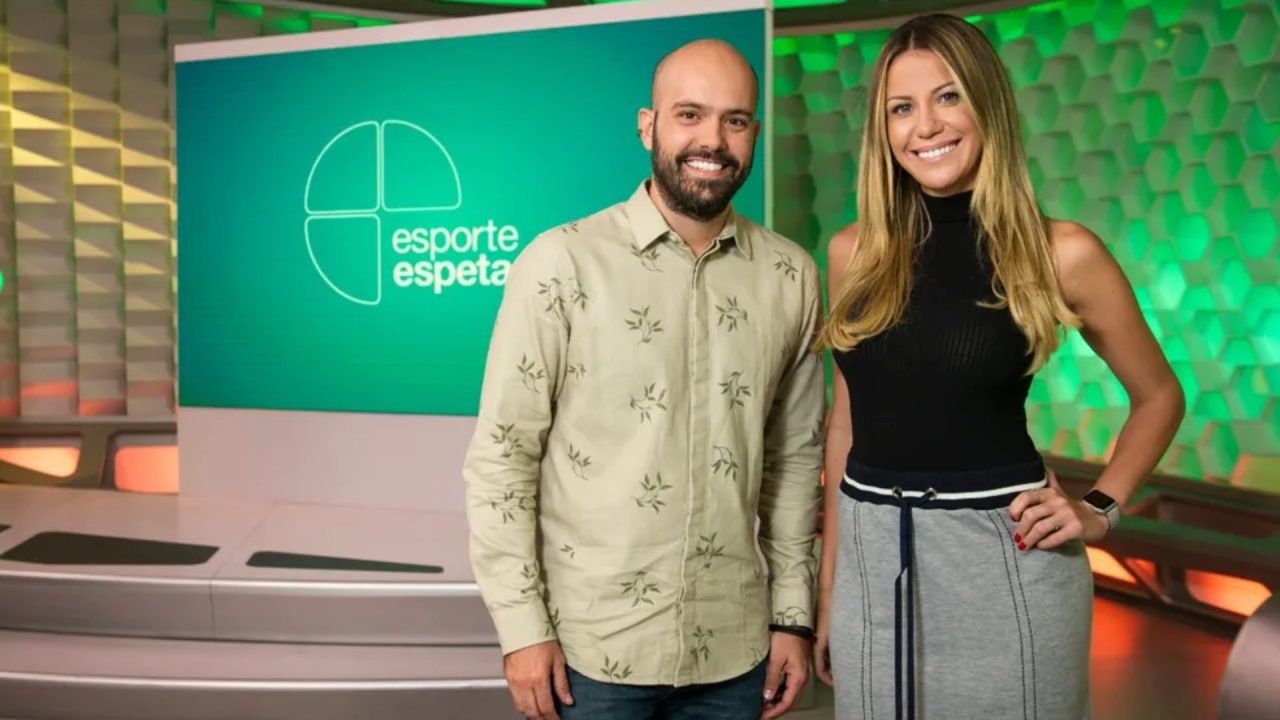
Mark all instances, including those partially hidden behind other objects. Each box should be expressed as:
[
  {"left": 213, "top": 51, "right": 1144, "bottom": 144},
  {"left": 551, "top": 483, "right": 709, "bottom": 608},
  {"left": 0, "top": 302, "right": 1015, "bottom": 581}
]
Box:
[{"left": 769, "top": 623, "right": 816, "bottom": 641}]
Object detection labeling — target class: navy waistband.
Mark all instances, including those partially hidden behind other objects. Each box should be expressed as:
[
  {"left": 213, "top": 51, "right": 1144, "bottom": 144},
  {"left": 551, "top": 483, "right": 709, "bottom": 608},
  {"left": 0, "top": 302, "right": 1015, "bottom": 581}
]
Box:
[{"left": 840, "top": 457, "right": 1047, "bottom": 510}]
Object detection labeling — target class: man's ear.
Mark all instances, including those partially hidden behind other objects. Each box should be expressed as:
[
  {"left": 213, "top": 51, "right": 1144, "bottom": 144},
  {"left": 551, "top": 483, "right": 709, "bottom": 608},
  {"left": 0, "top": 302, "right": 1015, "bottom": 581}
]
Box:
[{"left": 637, "top": 108, "right": 655, "bottom": 151}]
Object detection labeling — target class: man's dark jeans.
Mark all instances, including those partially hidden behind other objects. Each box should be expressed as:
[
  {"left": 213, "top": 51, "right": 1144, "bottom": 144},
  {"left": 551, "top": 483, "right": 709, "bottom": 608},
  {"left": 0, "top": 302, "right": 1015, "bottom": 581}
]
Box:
[{"left": 555, "top": 659, "right": 767, "bottom": 719}]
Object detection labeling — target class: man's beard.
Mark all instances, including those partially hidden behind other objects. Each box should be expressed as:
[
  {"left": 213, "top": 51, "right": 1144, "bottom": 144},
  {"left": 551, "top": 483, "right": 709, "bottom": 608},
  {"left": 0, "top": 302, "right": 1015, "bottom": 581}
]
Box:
[{"left": 651, "top": 131, "right": 752, "bottom": 222}]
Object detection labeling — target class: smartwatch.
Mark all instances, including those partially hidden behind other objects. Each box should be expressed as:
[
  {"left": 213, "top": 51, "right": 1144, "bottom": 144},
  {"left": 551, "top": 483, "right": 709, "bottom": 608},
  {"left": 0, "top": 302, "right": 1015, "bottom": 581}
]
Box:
[{"left": 1082, "top": 489, "right": 1121, "bottom": 530}]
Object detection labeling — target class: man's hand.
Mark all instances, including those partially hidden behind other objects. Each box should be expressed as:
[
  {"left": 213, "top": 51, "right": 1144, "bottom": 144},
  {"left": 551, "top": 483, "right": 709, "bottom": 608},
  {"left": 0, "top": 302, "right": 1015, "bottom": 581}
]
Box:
[
  {"left": 503, "top": 640, "right": 573, "bottom": 720},
  {"left": 762, "top": 632, "right": 810, "bottom": 719}
]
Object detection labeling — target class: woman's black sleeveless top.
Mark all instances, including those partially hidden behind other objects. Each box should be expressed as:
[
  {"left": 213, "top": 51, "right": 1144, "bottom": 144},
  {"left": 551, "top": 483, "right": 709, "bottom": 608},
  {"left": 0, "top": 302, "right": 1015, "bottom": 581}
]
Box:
[{"left": 832, "top": 191, "right": 1041, "bottom": 472}]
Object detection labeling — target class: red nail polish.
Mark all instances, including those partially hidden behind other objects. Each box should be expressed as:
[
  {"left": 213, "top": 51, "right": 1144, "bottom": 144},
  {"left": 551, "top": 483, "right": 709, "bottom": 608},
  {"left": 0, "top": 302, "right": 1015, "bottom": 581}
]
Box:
[
  {"left": 1017, "top": 542, "right": 1026, "bottom": 551},
  {"left": 1014, "top": 533, "right": 1022, "bottom": 543}
]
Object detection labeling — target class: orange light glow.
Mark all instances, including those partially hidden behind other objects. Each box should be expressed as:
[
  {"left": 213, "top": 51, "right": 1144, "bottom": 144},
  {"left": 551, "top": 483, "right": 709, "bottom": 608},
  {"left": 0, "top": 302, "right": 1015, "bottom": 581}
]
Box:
[
  {"left": 114, "top": 445, "right": 179, "bottom": 494},
  {"left": 0, "top": 446, "right": 80, "bottom": 476},
  {"left": 1185, "top": 570, "right": 1272, "bottom": 618},
  {"left": 78, "top": 399, "right": 126, "bottom": 416},
  {"left": 1129, "top": 558, "right": 1156, "bottom": 578},
  {"left": 1087, "top": 547, "right": 1137, "bottom": 584},
  {"left": 1090, "top": 592, "right": 1144, "bottom": 661},
  {"left": 19, "top": 380, "right": 78, "bottom": 399}
]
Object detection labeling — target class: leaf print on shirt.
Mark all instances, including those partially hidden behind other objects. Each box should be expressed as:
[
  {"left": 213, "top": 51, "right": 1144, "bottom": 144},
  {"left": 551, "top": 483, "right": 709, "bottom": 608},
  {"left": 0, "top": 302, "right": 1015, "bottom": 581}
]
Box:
[
  {"left": 545, "top": 606, "right": 561, "bottom": 639},
  {"left": 692, "top": 533, "right": 727, "bottom": 569},
  {"left": 711, "top": 446, "right": 739, "bottom": 480},
  {"left": 715, "top": 296, "right": 748, "bottom": 332},
  {"left": 566, "top": 279, "right": 588, "bottom": 309},
  {"left": 751, "top": 647, "right": 766, "bottom": 665},
  {"left": 516, "top": 354, "right": 546, "bottom": 393},
  {"left": 601, "top": 655, "right": 634, "bottom": 681},
  {"left": 559, "top": 544, "right": 576, "bottom": 560},
  {"left": 719, "top": 372, "right": 751, "bottom": 409},
  {"left": 567, "top": 362, "right": 587, "bottom": 380},
  {"left": 631, "top": 245, "right": 662, "bottom": 272},
  {"left": 491, "top": 423, "right": 522, "bottom": 458},
  {"left": 773, "top": 251, "right": 799, "bottom": 281},
  {"left": 774, "top": 606, "right": 809, "bottom": 626},
  {"left": 633, "top": 473, "right": 673, "bottom": 514},
  {"left": 536, "top": 277, "right": 588, "bottom": 319},
  {"left": 490, "top": 490, "right": 530, "bottom": 525},
  {"left": 620, "top": 571, "right": 660, "bottom": 607},
  {"left": 691, "top": 626, "right": 714, "bottom": 663},
  {"left": 567, "top": 444, "right": 592, "bottom": 481},
  {"left": 625, "top": 306, "right": 664, "bottom": 344},
  {"left": 630, "top": 384, "right": 668, "bottom": 423},
  {"left": 536, "top": 278, "right": 567, "bottom": 318},
  {"left": 518, "top": 562, "right": 544, "bottom": 599}
]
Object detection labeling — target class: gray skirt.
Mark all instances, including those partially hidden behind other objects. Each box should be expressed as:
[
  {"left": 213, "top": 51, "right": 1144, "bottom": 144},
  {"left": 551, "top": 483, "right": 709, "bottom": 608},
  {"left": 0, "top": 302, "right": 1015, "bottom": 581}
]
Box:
[{"left": 831, "top": 466, "right": 1093, "bottom": 720}]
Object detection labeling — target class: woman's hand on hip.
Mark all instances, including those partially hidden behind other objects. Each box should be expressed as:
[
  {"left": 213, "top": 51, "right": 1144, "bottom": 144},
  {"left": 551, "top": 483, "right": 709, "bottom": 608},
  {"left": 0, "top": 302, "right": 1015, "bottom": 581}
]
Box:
[{"left": 1009, "top": 469, "right": 1109, "bottom": 550}]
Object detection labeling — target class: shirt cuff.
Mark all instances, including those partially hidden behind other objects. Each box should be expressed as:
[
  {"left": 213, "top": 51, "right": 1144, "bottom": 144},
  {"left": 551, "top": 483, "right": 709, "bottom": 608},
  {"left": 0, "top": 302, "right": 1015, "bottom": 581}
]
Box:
[
  {"left": 490, "top": 601, "right": 554, "bottom": 655},
  {"left": 770, "top": 585, "right": 815, "bottom": 632}
]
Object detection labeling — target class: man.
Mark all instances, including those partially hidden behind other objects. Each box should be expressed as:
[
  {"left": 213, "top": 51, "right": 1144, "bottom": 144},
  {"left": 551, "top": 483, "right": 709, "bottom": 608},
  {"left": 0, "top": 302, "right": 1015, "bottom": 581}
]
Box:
[{"left": 463, "top": 38, "right": 824, "bottom": 720}]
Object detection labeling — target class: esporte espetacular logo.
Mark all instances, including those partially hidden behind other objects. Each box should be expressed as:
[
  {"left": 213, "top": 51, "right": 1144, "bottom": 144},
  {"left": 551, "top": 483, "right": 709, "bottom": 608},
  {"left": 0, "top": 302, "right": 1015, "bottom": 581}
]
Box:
[{"left": 303, "top": 120, "right": 520, "bottom": 305}]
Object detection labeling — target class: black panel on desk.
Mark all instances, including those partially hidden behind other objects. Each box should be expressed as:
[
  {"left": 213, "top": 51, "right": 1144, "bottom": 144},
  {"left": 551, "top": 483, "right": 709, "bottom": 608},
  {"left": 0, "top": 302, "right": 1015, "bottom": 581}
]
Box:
[
  {"left": 0, "top": 532, "right": 218, "bottom": 565},
  {"left": 247, "top": 551, "right": 443, "bottom": 574}
]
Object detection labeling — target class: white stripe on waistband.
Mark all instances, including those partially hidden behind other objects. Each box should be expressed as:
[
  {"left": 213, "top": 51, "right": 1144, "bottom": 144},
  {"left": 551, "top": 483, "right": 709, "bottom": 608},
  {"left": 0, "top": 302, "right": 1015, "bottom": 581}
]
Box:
[{"left": 842, "top": 475, "right": 1047, "bottom": 500}]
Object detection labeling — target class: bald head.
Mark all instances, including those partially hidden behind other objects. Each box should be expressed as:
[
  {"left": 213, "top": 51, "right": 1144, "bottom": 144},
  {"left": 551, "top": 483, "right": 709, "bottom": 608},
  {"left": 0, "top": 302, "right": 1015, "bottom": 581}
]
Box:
[{"left": 651, "top": 39, "right": 759, "bottom": 110}]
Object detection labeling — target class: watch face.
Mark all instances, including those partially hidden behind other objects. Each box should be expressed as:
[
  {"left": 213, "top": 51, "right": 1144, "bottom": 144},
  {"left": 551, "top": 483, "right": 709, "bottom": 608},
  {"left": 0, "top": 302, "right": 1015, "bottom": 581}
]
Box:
[{"left": 1083, "top": 489, "right": 1117, "bottom": 511}]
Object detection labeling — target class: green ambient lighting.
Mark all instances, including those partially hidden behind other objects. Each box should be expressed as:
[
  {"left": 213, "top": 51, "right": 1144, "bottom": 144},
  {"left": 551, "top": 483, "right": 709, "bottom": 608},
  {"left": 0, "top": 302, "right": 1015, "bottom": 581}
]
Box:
[{"left": 770, "top": 0, "right": 1280, "bottom": 482}]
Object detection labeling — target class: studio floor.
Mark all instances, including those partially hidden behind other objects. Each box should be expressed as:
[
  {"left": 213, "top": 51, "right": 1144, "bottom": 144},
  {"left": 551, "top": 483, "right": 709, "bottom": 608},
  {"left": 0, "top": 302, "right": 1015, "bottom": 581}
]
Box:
[{"left": 790, "top": 592, "right": 1234, "bottom": 720}]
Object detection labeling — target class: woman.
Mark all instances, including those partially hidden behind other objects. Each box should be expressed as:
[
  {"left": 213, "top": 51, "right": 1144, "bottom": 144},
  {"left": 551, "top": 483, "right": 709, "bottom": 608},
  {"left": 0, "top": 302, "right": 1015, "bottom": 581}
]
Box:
[{"left": 811, "top": 13, "right": 1184, "bottom": 720}]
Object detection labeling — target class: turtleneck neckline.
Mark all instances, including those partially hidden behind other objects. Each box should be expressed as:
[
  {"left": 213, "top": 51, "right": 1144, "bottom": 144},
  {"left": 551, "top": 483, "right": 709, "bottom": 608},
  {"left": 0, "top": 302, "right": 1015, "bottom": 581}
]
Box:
[{"left": 922, "top": 189, "right": 974, "bottom": 224}]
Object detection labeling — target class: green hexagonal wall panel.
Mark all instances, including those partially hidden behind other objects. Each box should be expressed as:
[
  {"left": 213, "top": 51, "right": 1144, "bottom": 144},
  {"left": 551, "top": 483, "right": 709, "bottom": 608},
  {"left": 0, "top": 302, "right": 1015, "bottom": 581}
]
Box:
[
  {"left": 1172, "top": 24, "right": 1211, "bottom": 76},
  {"left": 1180, "top": 164, "right": 1217, "bottom": 211},
  {"left": 1234, "top": 6, "right": 1279, "bottom": 66},
  {"left": 1242, "top": 107, "right": 1280, "bottom": 153},
  {"left": 1189, "top": 80, "right": 1229, "bottom": 133},
  {"left": 1258, "top": 68, "right": 1280, "bottom": 120},
  {"left": 1238, "top": 210, "right": 1277, "bottom": 260}
]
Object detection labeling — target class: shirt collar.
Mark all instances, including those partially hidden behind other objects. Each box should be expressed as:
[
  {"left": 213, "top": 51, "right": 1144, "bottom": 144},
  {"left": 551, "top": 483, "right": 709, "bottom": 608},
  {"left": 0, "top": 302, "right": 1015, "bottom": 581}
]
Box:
[{"left": 625, "top": 181, "right": 751, "bottom": 260}]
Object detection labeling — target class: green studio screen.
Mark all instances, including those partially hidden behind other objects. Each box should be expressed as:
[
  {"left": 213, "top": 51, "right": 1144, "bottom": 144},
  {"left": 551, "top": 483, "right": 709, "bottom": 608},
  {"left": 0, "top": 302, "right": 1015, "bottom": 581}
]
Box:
[{"left": 176, "top": 8, "right": 767, "bottom": 416}]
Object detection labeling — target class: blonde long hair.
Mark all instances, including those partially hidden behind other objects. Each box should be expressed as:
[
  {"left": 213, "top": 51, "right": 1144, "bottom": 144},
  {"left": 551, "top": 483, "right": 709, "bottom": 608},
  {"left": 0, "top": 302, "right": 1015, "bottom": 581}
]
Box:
[{"left": 817, "top": 13, "right": 1079, "bottom": 372}]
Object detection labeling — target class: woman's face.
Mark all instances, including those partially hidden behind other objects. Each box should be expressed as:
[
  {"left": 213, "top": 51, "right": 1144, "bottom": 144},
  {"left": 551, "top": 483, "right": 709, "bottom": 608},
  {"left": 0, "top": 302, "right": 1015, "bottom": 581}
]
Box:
[{"left": 883, "top": 49, "right": 983, "bottom": 197}]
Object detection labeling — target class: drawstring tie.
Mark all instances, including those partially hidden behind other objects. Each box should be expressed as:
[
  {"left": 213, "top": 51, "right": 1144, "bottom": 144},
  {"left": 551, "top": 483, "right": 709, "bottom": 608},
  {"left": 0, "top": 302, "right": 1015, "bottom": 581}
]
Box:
[{"left": 892, "top": 486, "right": 935, "bottom": 720}]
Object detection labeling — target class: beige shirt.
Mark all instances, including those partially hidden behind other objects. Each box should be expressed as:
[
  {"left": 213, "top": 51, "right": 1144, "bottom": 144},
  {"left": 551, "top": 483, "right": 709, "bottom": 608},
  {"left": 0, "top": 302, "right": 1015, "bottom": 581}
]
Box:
[{"left": 463, "top": 181, "right": 824, "bottom": 686}]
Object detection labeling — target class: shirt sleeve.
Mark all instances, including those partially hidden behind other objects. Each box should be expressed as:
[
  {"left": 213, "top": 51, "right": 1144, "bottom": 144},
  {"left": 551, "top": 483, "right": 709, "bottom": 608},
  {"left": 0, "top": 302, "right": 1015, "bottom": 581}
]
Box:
[
  {"left": 463, "top": 233, "right": 570, "bottom": 655},
  {"left": 758, "top": 254, "right": 825, "bottom": 631}
]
